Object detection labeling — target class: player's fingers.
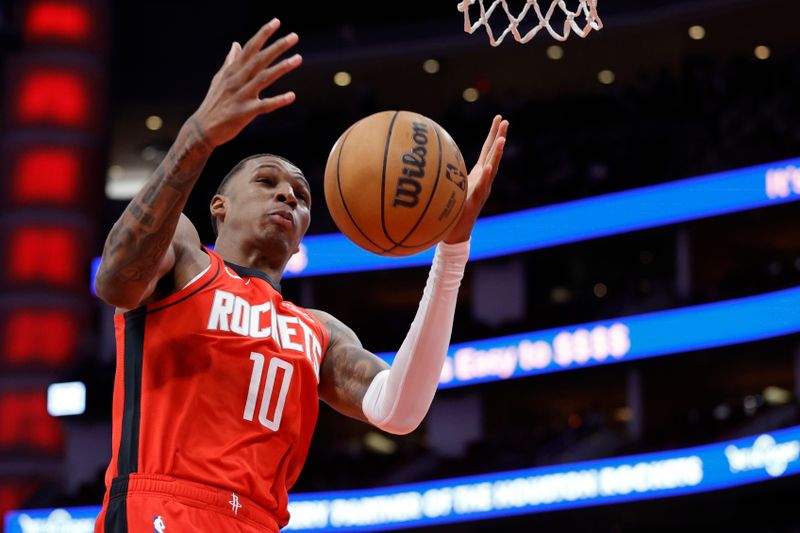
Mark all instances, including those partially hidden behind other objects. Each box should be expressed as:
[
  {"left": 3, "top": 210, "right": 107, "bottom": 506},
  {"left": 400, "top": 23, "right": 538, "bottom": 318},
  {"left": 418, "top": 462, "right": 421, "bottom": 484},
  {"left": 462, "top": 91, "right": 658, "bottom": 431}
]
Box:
[
  {"left": 495, "top": 116, "right": 507, "bottom": 140},
  {"left": 476, "top": 163, "right": 494, "bottom": 201},
  {"left": 479, "top": 116, "right": 500, "bottom": 160},
  {"left": 241, "top": 18, "right": 281, "bottom": 58},
  {"left": 497, "top": 119, "right": 509, "bottom": 139},
  {"left": 488, "top": 120, "right": 508, "bottom": 154},
  {"left": 224, "top": 41, "right": 240, "bottom": 68},
  {"left": 244, "top": 32, "right": 299, "bottom": 77},
  {"left": 212, "top": 41, "right": 238, "bottom": 82},
  {"left": 485, "top": 125, "right": 507, "bottom": 172},
  {"left": 490, "top": 137, "right": 506, "bottom": 174},
  {"left": 250, "top": 91, "right": 296, "bottom": 116},
  {"left": 493, "top": 122, "right": 508, "bottom": 154},
  {"left": 243, "top": 54, "right": 302, "bottom": 95},
  {"left": 224, "top": 42, "right": 235, "bottom": 66},
  {"left": 478, "top": 115, "right": 502, "bottom": 164}
]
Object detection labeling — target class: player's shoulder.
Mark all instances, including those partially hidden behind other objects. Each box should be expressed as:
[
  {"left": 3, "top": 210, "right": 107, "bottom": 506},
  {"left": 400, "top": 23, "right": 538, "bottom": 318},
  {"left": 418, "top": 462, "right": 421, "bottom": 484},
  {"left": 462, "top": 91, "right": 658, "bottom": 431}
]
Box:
[
  {"left": 307, "top": 309, "right": 361, "bottom": 348},
  {"left": 307, "top": 308, "right": 333, "bottom": 324},
  {"left": 307, "top": 308, "right": 334, "bottom": 338}
]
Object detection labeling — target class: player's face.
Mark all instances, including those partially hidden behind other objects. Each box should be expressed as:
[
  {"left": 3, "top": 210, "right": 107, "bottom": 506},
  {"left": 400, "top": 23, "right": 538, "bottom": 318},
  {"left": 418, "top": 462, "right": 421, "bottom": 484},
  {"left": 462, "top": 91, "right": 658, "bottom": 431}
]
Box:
[{"left": 222, "top": 156, "right": 311, "bottom": 258}]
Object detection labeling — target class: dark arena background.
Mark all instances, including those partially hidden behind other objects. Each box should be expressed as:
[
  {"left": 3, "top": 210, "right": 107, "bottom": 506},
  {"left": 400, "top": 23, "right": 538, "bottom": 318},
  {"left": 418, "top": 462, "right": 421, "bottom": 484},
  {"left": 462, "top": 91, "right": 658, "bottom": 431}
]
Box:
[{"left": 2, "top": 0, "right": 800, "bottom": 531}]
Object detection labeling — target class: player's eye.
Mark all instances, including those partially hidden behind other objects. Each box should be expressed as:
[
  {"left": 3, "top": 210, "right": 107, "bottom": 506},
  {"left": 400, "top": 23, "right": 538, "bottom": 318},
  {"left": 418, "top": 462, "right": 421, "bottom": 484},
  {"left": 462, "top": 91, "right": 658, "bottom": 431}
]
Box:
[{"left": 296, "top": 189, "right": 309, "bottom": 203}]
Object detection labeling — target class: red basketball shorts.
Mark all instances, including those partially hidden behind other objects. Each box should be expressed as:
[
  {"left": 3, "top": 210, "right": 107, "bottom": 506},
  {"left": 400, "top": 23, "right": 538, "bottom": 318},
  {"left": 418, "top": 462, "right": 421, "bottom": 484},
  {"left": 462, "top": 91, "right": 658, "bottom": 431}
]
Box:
[{"left": 95, "top": 474, "right": 280, "bottom": 533}]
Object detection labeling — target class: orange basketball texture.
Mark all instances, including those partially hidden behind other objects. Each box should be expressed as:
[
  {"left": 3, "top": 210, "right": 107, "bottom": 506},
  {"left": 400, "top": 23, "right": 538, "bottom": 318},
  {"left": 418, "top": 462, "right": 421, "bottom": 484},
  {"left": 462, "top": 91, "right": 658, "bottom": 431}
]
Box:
[{"left": 324, "top": 111, "right": 468, "bottom": 256}]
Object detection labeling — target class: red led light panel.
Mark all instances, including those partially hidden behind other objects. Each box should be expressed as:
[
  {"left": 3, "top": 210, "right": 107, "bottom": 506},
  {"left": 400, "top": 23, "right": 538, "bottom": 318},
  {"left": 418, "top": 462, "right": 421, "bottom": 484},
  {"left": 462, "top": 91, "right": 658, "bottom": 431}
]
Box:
[
  {"left": 13, "top": 147, "right": 80, "bottom": 204},
  {"left": 4, "top": 310, "right": 78, "bottom": 366},
  {"left": 0, "top": 391, "right": 63, "bottom": 453},
  {"left": 16, "top": 70, "right": 89, "bottom": 127},
  {"left": 10, "top": 227, "right": 79, "bottom": 285},
  {"left": 25, "top": 1, "right": 91, "bottom": 41}
]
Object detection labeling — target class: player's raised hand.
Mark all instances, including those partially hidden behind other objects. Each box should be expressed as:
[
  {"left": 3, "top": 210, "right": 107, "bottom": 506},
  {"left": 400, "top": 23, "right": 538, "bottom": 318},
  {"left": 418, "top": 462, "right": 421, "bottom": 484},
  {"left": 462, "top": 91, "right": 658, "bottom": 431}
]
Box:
[
  {"left": 191, "top": 18, "right": 302, "bottom": 148},
  {"left": 444, "top": 115, "right": 509, "bottom": 244}
]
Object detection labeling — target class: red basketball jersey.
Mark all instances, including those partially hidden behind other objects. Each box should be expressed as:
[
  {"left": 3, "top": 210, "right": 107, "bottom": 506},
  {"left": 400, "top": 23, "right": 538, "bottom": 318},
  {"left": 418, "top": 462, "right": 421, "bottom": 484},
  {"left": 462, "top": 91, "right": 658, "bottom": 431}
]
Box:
[{"left": 99, "top": 248, "right": 328, "bottom": 529}]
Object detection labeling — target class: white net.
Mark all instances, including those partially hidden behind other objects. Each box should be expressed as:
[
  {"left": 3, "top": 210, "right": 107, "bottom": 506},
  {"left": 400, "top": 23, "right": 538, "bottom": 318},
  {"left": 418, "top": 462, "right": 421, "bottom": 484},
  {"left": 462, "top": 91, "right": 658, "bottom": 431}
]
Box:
[{"left": 457, "top": 0, "right": 603, "bottom": 46}]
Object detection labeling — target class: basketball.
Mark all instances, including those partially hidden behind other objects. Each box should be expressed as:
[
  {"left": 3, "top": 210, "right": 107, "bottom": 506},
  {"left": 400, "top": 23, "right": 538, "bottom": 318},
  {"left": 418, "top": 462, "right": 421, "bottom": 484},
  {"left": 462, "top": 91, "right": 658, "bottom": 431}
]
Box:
[{"left": 324, "top": 110, "right": 469, "bottom": 256}]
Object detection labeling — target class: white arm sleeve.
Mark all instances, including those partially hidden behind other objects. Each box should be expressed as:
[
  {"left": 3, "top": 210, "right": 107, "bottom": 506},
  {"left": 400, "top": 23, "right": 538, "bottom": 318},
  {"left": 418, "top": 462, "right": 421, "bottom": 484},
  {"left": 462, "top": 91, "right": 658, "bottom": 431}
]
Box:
[{"left": 361, "top": 239, "right": 470, "bottom": 434}]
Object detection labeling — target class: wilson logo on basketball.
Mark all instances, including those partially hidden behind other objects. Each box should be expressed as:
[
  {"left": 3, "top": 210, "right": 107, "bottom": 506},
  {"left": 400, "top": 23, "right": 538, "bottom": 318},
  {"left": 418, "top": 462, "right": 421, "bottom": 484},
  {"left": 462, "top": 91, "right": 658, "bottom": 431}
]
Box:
[
  {"left": 393, "top": 120, "right": 429, "bottom": 208},
  {"left": 324, "top": 110, "right": 468, "bottom": 256}
]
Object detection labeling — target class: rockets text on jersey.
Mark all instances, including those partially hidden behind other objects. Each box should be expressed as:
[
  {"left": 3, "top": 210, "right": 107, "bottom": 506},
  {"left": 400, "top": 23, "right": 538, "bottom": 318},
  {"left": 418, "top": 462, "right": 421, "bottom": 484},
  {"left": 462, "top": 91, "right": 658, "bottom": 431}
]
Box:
[{"left": 207, "top": 289, "right": 323, "bottom": 381}]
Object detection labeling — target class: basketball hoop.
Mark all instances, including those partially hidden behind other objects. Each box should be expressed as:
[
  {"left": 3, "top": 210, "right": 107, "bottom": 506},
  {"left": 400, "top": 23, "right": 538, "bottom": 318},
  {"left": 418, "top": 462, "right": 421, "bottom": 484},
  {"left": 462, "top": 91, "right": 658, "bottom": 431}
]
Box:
[{"left": 458, "top": 0, "right": 603, "bottom": 46}]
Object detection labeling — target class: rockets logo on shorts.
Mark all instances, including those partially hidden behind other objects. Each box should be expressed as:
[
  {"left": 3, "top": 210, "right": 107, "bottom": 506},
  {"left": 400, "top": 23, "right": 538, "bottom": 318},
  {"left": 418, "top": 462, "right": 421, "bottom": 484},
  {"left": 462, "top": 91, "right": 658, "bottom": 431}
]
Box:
[
  {"left": 152, "top": 515, "right": 166, "bottom": 532},
  {"left": 229, "top": 493, "right": 242, "bottom": 515}
]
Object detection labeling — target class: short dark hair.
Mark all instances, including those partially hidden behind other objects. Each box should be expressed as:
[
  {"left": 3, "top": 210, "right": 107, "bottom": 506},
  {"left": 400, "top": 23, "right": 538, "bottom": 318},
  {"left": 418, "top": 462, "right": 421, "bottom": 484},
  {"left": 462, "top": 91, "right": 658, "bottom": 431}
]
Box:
[{"left": 210, "top": 153, "right": 302, "bottom": 236}]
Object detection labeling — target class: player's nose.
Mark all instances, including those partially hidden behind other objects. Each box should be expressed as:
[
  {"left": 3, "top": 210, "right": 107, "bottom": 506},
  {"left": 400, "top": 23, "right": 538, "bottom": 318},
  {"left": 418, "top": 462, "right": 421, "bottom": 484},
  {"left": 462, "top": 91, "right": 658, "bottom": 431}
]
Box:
[{"left": 275, "top": 182, "right": 298, "bottom": 206}]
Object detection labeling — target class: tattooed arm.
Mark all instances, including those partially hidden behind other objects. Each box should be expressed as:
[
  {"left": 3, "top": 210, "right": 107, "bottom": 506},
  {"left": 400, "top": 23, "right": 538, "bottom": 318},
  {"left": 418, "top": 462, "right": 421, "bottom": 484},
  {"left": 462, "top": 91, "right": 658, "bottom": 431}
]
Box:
[
  {"left": 312, "top": 241, "right": 469, "bottom": 435},
  {"left": 95, "top": 123, "right": 210, "bottom": 308},
  {"left": 311, "top": 239, "right": 470, "bottom": 436},
  {"left": 313, "top": 310, "right": 390, "bottom": 423},
  {"left": 95, "top": 19, "right": 302, "bottom": 308}
]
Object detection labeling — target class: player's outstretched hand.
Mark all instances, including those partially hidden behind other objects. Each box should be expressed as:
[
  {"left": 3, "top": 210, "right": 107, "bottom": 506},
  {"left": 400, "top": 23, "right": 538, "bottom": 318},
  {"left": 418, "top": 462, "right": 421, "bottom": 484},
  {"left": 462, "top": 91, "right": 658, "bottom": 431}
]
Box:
[
  {"left": 444, "top": 115, "right": 509, "bottom": 244},
  {"left": 191, "top": 18, "right": 302, "bottom": 148}
]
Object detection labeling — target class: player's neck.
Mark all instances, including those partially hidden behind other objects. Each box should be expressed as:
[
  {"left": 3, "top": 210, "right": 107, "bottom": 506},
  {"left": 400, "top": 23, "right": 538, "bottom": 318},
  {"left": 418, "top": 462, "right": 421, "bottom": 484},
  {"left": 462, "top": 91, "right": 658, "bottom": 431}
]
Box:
[{"left": 213, "top": 236, "right": 287, "bottom": 282}]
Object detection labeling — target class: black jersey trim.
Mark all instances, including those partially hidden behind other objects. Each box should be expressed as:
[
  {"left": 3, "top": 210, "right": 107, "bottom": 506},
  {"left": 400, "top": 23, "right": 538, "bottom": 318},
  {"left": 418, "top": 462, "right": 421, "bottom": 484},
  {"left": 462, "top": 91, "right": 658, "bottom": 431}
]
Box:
[
  {"left": 104, "top": 476, "right": 129, "bottom": 532},
  {"left": 117, "top": 312, "right": 145, "bottom": 478},
  {"left": 223, "top": 261, "right": 282, "bottom": 293}
]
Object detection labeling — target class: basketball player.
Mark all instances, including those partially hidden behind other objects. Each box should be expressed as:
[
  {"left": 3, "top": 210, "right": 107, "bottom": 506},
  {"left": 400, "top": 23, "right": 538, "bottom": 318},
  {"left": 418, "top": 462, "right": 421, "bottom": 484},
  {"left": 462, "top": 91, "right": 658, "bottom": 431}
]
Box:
[{"left": 94, "top": 19, "right": 508, "bottom": 533}]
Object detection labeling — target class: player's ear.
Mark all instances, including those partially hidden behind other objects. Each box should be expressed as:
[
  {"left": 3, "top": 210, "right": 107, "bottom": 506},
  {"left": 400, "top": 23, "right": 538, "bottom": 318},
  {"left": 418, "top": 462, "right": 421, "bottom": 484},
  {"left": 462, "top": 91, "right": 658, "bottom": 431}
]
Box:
[{"left": 210, "top": 194, "right": 227, "bottom": 227}]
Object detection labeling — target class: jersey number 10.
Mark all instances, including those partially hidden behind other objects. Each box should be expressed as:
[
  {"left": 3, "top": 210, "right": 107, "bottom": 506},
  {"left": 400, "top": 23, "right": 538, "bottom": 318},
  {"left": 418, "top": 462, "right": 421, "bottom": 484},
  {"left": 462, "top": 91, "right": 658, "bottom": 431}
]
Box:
[{"left": 243, "top": 352, "right": 294, "bottom": 431}]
